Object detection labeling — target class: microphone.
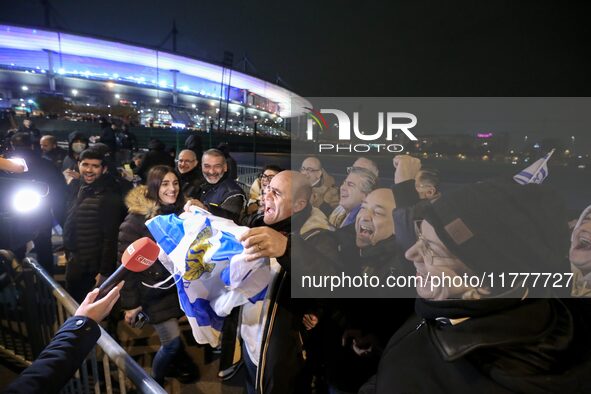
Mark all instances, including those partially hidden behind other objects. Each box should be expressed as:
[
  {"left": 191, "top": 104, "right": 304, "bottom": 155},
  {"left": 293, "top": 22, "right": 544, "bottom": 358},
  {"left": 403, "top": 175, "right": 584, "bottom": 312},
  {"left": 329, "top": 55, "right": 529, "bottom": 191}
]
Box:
[{"left": 96, "top": 237, "right": 160, "bottom": 300}]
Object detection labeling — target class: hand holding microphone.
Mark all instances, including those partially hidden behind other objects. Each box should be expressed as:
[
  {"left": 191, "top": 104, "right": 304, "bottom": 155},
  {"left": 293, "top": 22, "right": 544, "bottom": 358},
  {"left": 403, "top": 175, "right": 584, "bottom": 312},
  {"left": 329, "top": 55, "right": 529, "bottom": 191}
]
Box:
[{"left": 96, "top": 237, "right": 160, "bottom": 300}]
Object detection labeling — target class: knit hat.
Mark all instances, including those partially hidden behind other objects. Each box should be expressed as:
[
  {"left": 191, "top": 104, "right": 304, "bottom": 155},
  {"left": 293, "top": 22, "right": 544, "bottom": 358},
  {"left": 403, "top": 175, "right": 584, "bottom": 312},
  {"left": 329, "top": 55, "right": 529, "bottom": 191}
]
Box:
[{"left": 420, "top": 179, "right": 570, "bottom": 294}]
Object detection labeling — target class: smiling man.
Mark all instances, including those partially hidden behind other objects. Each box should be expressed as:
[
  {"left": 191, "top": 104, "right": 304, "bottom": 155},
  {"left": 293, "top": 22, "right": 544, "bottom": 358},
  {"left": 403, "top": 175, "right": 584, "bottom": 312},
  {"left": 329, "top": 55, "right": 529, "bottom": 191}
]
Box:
[
  {"left": 176, "top": 149, "right": 204, "bottom": 198},
  {"left": 341, "top": 188, "right": 413, "bottom": 278},
  {"left": 190, "top": 148, "right": 245, "bottom": 222},
  {"left": 63, "top": 148, "right": 124, "bottom": 302},
  {"left": 328, "top": 166, "right": 376, "bottom": 229}
]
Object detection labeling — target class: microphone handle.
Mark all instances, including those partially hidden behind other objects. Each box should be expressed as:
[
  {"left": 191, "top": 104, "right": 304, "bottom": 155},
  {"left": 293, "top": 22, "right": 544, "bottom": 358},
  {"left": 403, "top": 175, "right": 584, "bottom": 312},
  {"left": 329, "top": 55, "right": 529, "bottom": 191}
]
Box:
[{"left": 96, "top": 264, "right": 128, "bottom": 300}]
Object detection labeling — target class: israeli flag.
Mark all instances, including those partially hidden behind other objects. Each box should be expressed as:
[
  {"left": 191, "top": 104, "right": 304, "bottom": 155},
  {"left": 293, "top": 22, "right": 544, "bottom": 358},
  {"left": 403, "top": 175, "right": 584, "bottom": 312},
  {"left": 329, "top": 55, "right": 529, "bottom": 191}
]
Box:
[
  {"left": 513, "top": 149, "right": 555, "bottom": 185},
  {"left": 146, "top": 208, "right": 270, "bottom": 347}
]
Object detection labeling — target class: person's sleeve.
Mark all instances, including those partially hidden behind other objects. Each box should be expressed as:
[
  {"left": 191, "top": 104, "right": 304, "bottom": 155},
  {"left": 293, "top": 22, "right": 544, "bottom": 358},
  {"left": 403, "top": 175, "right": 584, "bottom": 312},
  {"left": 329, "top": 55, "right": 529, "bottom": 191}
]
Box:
[
  {"left": 207, "top": 193, "right": 246, "bottom": 222},
  {"left": 393, "top": 207, "right": 418, "bottom": 254},
  {"left": 99, "top": 193, "right": 123, "bottom": 276},
  {"left": 277, "top": 232, "right": 340, "bottom": 275},
  {"left": 3, "top": 316, "right": 101, "bottom": 394},
  {"left": 391, "top": 180, "right": 420, "bottom": 209}
]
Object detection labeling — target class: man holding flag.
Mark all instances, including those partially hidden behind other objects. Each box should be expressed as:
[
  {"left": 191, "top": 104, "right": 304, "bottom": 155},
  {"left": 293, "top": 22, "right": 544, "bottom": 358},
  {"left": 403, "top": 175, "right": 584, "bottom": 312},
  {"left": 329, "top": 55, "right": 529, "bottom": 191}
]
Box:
[{"left": 239, "top": 170, "right": 339, "bottom": 394}]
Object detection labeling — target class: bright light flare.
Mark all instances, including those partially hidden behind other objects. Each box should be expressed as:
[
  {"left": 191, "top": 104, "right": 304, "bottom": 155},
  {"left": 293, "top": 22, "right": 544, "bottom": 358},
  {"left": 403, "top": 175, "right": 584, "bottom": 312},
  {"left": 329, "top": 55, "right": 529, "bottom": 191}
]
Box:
[{"left": 12, "top": 189, "right": 42, "bottom": 213}]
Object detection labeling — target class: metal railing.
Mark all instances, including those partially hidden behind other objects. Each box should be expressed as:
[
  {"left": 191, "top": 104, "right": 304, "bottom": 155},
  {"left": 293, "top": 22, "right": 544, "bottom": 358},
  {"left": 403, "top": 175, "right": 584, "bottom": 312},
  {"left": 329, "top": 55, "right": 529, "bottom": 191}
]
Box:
[
  {"left": 237, "top": 165, "right": 262, "bottom": 192},
  {"left": 0, "top": 250, "right": 166, "bottom": 394}
]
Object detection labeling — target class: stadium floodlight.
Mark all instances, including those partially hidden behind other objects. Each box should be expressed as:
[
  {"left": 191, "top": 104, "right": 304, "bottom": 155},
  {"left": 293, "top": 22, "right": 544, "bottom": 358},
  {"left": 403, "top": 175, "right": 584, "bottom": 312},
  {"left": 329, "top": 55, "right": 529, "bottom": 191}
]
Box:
[{"left": 21, "top": 85, "right": 28, "bottom": 91}]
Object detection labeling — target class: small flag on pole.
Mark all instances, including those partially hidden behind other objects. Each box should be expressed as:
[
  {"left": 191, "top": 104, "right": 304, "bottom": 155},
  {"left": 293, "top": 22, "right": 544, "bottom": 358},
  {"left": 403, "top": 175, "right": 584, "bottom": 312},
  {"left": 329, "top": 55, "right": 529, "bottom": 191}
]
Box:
[{"left": 513, "top": 149, "right": 555, "bottom": 185}]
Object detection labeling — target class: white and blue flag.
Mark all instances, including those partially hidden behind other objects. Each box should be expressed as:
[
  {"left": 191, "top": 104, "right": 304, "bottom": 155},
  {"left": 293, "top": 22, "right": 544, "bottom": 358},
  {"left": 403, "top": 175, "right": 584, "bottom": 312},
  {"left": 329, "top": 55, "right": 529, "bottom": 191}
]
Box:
[
  {"left": 513, "top": 149, "right": 555, "bottom": 185},
  {"left": 146, "top": 208, "right": 270, "bottom": 347}
]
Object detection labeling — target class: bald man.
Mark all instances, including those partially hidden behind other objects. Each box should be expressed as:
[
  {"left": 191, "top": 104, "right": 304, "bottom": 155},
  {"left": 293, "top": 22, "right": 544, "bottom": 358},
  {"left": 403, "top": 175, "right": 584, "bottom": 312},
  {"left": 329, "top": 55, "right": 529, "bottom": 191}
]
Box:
[
  {"left": 300, "top": 156, "right": 339, "bottom": 215},
  {"left": 239, "top": 170, "right": 339, "bottom": 394},
  {"left": 176, "top": 149, "right": 204, "bottom": 197},
  {"left": 40, "top": 135, "right": 67, "bottom": 169}
]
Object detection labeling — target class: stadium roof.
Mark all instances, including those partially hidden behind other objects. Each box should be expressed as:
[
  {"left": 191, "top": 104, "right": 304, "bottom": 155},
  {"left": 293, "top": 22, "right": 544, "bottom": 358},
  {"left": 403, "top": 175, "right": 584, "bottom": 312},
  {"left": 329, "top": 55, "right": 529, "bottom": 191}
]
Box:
[{"left": 0, "top": 24, "right": 310, "bottom": 117}]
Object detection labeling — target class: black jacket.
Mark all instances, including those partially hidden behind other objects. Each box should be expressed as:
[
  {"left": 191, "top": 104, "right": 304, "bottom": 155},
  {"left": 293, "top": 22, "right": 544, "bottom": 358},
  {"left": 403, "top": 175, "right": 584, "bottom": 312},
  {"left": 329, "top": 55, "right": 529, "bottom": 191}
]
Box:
[
  {"left": 177, "top": 167, "right": 205, "bottom": 198},
  {"left": 372, "top": 298, "right": 591, "bottom": 393},
  {"left": 63, "top": 175, "right": 123, "bottom": 276},
  {"left": 254, "top": 204, "right": 339, "bottom": 394},
  {"left": 193, "top": 173, "right": 246, "bottom": 221},
  {"left": 42, "top": 147, "right": 67, "bottom": 170},
  {"left": 3, "top": 316, "right": 100, "bottom": 394},
  {"left": 117, "top": 186, "right": 182, "bottom": 324}
]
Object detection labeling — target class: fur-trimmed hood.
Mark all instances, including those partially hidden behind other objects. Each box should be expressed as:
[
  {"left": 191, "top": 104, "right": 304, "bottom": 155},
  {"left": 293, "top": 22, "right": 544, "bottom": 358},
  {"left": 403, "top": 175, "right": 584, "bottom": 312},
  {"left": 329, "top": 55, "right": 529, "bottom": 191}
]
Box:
[{"left": 125, "top": 185, "right": 160, "bottom": 219}]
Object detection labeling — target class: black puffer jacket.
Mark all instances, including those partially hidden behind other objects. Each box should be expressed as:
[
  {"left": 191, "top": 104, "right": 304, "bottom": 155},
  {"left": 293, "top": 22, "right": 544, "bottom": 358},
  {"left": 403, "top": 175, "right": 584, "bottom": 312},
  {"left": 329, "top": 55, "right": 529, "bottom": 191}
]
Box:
[
  {"left": 117, "top": 185, "right": 182, "bottom": 324},
  {"left": 63, "top": 175, "right": 123, "bottom": 276}
]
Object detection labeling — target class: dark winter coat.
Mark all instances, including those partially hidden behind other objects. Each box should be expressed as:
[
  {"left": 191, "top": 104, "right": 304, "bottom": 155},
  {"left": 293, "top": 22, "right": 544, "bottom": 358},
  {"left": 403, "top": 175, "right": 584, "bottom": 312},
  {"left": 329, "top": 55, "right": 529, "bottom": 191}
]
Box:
[
  {"left": 3, "top": 316, "right": 101, "bottom": 394},
  {"left": 117, "top": 185, "right": 182, "bottom": 324},
  {"left": 193, "top": 173, "right": 246, "bottom": 221},
  {"left": 42, "top": 146, "right": 67, "bottom": 170},
  {"left": 177, "top": 167, "right": 205, "bottom": 198},
  {"left": 254, "top": 204, "right": 340, "bottom": 394},
  {"left": 371, "top": 298, "right": 591, "bottom": 393},
  {"left": 63, "top": 175, "right": 123, "bottom": 276}
]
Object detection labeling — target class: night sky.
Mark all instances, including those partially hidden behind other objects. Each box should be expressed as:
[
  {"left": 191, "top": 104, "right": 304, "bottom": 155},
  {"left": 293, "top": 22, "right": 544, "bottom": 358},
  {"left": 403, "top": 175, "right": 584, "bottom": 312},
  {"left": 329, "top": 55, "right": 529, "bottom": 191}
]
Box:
[{"left": 2, "top": 1, "right": 591, "bottom": 146}]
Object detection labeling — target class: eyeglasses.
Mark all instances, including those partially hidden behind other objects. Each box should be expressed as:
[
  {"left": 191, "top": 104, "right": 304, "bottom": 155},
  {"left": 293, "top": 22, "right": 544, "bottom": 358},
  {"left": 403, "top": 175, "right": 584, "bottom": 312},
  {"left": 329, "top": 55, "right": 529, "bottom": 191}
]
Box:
[
  {"left": 413, "top": 220, "right": 457, "bottom": 265},
  {"left": 178, "top": 159, "right": 196, "bottom": 164},
  {"left": 300, "top": 167, "right": 321, "bottom": 173},
  {"left": 260, "top": 173, "right": 276, "bottom": 181}
]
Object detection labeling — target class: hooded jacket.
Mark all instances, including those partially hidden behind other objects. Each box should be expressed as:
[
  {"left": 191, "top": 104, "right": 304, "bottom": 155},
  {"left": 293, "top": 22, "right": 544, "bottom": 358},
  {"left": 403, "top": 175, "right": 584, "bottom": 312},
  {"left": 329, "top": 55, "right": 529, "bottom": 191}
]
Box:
[
  {"left": 62, "top": 131, "right": 88, "bottom": 171},
  {"left": 117, "top": 185, "right": 183, "bottom": 324}
]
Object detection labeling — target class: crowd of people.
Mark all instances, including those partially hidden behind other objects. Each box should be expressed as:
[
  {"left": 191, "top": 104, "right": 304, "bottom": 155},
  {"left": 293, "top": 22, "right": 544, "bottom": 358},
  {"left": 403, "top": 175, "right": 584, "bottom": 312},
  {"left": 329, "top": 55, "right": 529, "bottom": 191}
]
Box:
[{"left": 1, "top": 117, "right": 591, "bottom": 394}]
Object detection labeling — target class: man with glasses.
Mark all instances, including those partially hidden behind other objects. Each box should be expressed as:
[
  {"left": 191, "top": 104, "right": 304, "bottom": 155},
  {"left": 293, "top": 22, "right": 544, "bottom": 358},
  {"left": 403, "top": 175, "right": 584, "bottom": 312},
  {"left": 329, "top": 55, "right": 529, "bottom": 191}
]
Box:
[
  {"left": 189, "top": 148, "right": 245, "bottom": 222},
  {"left": 176, "top": 149, "right": 204, "bottom": 198},
  {"left": 369, "top": 179, "right": 591, "bottom": 393},
  {"left": 300, "top": 156, "right": 339, "bottom": 215}
]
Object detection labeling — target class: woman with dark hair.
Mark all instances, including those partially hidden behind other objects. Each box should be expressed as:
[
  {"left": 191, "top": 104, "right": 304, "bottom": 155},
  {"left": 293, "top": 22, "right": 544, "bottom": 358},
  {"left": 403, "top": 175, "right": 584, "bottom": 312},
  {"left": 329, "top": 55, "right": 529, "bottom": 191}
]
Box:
[
  {"left": 246, "top": 164, "right": 283, "bottom": 214},
  {"left": 118, "top": 165, "right": 198, "bottom": 385}
]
